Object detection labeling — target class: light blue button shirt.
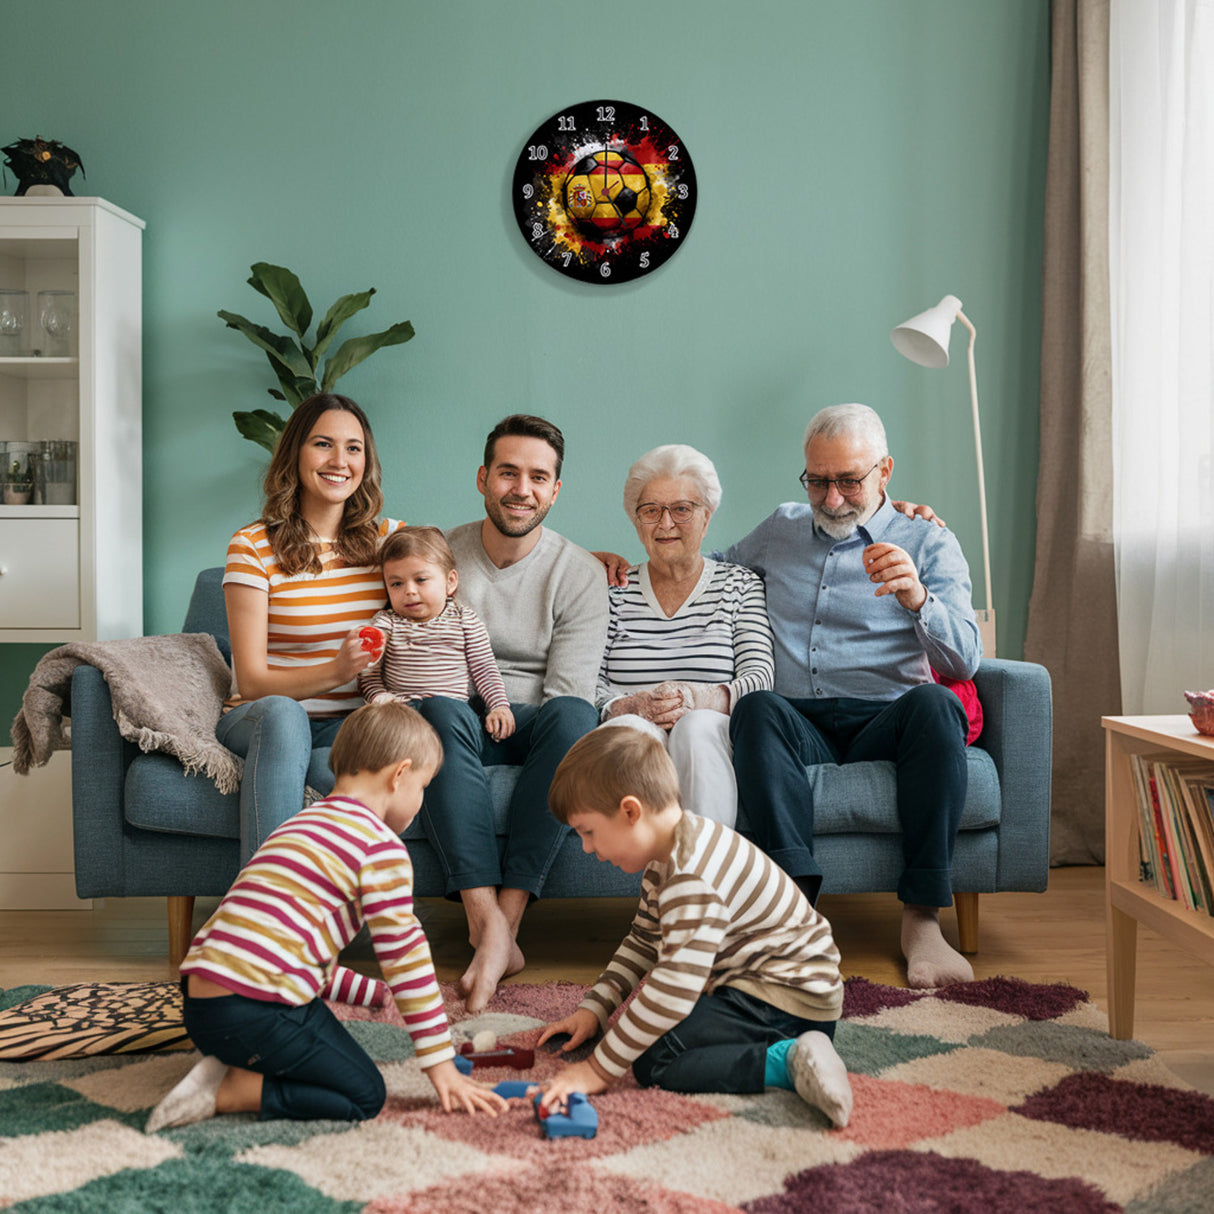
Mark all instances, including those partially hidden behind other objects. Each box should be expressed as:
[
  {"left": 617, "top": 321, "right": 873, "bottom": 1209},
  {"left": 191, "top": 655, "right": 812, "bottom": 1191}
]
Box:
[{"left": 721, "top": 496, "right": 982, "bottom": 701}]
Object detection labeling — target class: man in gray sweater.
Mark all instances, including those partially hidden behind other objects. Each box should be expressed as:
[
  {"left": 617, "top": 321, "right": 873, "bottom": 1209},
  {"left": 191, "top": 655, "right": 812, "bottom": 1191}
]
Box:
[{"left": 417, "top": 415, "right": 608, "bottom": 1012}]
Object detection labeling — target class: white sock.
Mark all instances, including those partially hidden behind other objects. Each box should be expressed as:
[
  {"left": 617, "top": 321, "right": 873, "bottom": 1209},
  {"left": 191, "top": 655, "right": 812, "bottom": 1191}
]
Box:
[
  {"left": 787, "top": 1030, "right": 853, "bottom": 1128},
  {"left": 901, "top": 904, "right": 974, "bottom": 989},
  {"left": 146, "top": 1055, "right": 228, "bottom": 1133}
]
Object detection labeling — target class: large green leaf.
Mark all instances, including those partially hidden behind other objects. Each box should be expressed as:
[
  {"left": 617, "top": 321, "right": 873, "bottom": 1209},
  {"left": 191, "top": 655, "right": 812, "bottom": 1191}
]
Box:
[
  {"left": 320, "top": 321, "right": 415, "bottom": 391},
  {"left": 270, "top": 374, "right": 318, "bottom": 409},
  {"left": 247, "top": 263, "right": 313, "bottom": 340},
  {"left": 233, "top": 408, "right": 286, "bottom": 452},
  {"left": 218, "top": 311, "right": 313, "bottom": 380},
  {"left": 313, "top": 289, "right": 374, "bottom": 360}
]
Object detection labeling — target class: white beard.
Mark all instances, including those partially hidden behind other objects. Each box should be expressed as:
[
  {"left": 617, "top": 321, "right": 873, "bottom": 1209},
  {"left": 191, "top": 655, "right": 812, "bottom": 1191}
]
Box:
[{"left": 813, "top": 509, "right": 860, "bottom": 540}]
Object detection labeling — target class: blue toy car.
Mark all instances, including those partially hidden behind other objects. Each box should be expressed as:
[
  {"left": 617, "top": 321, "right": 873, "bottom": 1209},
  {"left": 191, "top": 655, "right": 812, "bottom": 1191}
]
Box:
[{"left": 534, "top": 1091, "right": 598, "bottom": 1139}]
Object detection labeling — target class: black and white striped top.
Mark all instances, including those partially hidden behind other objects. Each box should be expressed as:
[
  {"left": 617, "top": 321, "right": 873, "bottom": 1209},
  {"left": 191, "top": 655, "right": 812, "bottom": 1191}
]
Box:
[{"left": 596, "top": 559, "right": 775, "bottom": 713}]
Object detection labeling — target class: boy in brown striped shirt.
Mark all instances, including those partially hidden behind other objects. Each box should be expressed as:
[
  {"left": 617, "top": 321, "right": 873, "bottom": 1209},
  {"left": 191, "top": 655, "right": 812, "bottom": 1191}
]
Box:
[{"left": 538, "top": 726, "right": 853, "bottom": 1128}]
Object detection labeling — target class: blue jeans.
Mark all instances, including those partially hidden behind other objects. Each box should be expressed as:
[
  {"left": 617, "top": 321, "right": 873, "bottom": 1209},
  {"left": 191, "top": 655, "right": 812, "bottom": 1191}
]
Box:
[
  {"left": 182, "top": 986, "right": 385, "bottom": 1121},
  {"left": 215, "top": 697, "right": 344, "bottom": 864},
  {"left": 730, "top": 684, "right": 968, "bottom": 907},
  {"left": 415, "top": 695, "right": 597, "bottom": 896},
  {"left": 633, "top": 985, "right": 836, "bottom": 1094}
]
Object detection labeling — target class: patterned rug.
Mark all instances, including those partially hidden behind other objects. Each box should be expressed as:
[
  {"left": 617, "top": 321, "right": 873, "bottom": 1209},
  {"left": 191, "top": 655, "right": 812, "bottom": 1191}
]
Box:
[{"left": 2, "top": 976, "right": 1213, "bottom": 1212}]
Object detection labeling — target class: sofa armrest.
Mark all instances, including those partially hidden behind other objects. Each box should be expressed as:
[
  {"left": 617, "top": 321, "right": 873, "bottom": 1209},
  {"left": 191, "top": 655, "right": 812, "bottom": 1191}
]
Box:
[
  {"left": 973, "top": 657, "right": 1053, "bottom": 889},
  {"left": 70, "top": 664, "right": 138, "bottom": 898}
]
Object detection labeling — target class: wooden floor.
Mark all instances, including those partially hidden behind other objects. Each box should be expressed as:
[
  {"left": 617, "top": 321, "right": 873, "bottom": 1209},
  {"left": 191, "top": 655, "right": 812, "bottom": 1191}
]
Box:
[{"left": 2, "top": 866, "right": 1212, "bottom": 1093}]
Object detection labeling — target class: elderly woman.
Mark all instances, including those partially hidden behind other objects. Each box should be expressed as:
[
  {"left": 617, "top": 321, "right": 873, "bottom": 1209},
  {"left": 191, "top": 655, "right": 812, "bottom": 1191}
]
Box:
[{"left": 597, "top": 444, "right": 775, "bottom": 825}]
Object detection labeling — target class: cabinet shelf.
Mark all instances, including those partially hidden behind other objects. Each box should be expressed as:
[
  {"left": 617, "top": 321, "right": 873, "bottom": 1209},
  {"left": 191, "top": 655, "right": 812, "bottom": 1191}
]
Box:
[
  {"left": 0, "top": 357, "right": 78, "bottom": 381},
  {"left": 0, "top": 504, "right": 78, "bottom": 519}
]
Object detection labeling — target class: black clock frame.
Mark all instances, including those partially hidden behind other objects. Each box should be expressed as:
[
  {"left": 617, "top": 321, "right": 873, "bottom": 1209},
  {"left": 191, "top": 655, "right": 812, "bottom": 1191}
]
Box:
[{"left": 512, "top": 100, "right": 697, "bottom": 285}]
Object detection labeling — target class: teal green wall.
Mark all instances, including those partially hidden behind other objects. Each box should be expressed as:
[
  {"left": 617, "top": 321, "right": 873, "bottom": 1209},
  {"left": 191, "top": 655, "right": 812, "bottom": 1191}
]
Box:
[{"left": 1, "top": 0, "right": 1048, "bottom": 727}]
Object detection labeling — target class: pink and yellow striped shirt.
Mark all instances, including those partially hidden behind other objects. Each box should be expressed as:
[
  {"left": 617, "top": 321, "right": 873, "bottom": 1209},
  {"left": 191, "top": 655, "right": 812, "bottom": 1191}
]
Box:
[{"left": 180, "top": 795, "right": 454, "bottom": 1069}]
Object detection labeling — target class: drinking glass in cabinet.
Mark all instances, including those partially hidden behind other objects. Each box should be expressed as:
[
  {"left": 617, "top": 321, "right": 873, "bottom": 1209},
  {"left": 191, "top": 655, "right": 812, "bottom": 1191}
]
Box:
[
  {"left": 0, "top": 290, "right": 29, "bottom": 356},
  {"left": 2, "top": 440, "right": 38, "bottom": 505},
  {"left": 37, "top": 290, "right": 75, "bottom": 357},
  {"left": 39, "top": 439, "right": 77, "bottom": 504}
]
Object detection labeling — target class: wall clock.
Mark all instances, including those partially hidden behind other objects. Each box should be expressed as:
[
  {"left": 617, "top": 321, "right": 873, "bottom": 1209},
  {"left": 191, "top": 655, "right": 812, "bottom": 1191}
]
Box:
[{"left": 512, "top": 100, "right": 696, "bottom": 285}]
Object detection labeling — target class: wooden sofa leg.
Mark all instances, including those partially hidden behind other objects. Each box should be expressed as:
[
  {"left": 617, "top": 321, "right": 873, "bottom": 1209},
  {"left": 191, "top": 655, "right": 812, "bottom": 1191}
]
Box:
[
  {"left": 167, "top": 896, "right": 195, "bottom": 969},
  {"left": 954, "top": 892, "right": 979, "bottom": 954}
]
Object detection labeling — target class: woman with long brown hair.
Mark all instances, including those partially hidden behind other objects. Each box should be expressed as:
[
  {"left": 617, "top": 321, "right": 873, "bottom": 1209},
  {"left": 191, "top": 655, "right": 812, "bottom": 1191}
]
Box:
[{"left": 216, "top": 393, "right": 402, "bottom": 861}]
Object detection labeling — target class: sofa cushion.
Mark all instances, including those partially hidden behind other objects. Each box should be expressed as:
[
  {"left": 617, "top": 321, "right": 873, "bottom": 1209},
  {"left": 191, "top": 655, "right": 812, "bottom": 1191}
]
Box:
[
  {"left": 807, "top": 747, "right": 1000, "bottom": 835},
  {"left": 125, "top": 753, "right": 240, "bottom": 838},
  {"left": 127, "top": 746, "right": 999, "bottom": 842}
]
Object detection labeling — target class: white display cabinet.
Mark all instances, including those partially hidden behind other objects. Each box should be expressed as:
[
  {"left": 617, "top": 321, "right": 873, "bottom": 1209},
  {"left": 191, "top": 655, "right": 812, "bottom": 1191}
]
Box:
[{"left": 0, "top": 197, "right": 143, "bottom": 641}]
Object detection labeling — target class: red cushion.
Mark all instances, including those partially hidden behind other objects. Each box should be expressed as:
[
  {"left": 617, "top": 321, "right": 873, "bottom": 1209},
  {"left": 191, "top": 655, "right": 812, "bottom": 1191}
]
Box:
[{"left": 933, "top": 671, "right": 983, "bottom": 745}]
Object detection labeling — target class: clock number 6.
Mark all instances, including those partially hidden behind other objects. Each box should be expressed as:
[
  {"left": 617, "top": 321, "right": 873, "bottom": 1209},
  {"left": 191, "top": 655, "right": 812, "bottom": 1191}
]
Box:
[{"left": 600, "top": 262, "right": 611, "bottom": 279}]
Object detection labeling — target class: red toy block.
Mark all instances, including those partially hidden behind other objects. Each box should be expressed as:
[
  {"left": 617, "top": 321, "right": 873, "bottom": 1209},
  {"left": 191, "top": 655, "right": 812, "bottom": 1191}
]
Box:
[{"left": 456, "top": 1043, "right": 535, "bottom": 1070}]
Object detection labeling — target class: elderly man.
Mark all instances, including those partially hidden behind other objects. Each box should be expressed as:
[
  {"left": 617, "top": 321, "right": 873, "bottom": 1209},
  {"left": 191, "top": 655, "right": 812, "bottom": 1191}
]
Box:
[{"left": 725, "top": 404, "right": 981, "bottom": 988}]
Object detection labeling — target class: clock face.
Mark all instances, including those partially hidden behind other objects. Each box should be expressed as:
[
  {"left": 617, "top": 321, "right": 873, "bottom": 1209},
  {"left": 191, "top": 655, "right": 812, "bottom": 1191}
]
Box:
[{"left": 512, "top": 100, "right": 696, "bottom": 285}]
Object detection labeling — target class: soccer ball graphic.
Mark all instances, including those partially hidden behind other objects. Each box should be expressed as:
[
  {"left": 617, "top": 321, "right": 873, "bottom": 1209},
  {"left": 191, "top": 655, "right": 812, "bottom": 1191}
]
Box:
[{"left": 563, "top": 148, "right": 651, "bottom": 237}]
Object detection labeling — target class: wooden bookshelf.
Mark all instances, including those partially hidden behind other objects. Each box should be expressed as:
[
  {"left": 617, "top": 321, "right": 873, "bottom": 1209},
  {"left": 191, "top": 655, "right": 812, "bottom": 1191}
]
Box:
[{"left": 1104, "top": 715, "right": 1214, "bottom": 1038}]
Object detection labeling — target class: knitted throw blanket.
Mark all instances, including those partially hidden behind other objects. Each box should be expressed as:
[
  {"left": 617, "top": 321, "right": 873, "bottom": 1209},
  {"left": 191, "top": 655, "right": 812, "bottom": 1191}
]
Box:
[{"left": 10, "top": 633, "right": 241, "bottom": 794}]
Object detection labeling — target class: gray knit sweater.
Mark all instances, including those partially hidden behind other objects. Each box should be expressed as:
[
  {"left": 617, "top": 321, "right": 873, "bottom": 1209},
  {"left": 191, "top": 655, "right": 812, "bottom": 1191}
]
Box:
[{"left": 446, "top": 522, "right": 609, "bottom": 706}]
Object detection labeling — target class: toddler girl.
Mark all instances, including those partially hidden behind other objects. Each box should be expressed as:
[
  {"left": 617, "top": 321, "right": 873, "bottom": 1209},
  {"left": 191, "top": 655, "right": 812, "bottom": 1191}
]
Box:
[{"left": 359, "top": 526, "right": 515, "bottom": 740}]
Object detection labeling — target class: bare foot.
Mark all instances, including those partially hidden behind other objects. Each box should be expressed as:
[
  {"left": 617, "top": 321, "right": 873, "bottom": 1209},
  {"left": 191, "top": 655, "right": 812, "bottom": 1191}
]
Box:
[
  {"left": 901, "top": 903, "right": 974, "bottom": 989},
  {"left": 459, "top": 912, "right": 525, "bottom": 1013}
]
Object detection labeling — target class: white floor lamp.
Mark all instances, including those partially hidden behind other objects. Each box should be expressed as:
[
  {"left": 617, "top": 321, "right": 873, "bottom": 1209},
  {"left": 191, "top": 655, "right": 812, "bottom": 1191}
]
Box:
[{"left": 891, "top": 294, "right": 996, "bottom": 656}]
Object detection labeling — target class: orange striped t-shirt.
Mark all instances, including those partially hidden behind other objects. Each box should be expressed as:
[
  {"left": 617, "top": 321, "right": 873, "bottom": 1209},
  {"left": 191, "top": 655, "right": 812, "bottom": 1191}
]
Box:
[{"left": 223, "top": 518, "right": 402, "bottom": 717}]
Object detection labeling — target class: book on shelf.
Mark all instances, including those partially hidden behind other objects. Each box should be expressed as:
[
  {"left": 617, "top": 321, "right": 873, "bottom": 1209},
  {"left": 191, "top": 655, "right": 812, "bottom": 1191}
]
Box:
[{"left": 1128, "top": 752, "right": 1214, "bottom": 916}]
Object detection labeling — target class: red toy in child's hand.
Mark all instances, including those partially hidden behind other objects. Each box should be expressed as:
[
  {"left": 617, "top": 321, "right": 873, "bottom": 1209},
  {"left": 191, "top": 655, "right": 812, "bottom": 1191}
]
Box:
[{"left": 359, "top": 626, "right": 384, "bottom": 653}]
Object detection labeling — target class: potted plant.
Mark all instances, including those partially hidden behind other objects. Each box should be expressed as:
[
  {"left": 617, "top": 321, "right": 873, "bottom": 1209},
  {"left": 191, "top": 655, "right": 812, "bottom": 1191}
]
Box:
[
  {"left": 220, "top": 263, "right": 415, "bottom": 452},
  {"left": 4, "top": 456, "right": 33, "bottom": 504}
]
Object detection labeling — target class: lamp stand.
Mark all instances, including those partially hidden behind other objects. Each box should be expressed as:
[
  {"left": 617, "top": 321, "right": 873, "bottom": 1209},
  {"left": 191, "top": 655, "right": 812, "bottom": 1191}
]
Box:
[{"left": 957, "top": 309, "right": 996, "bottom": 656}]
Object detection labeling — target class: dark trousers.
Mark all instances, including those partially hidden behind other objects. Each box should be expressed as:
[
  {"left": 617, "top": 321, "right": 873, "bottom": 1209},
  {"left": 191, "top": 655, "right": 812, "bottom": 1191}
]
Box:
[
  {"left": 182, "top": 988, "right": 385, "bottom": 1122},
  {"left": 729, "top": 684, "right": 968, "bottom": 907},
  {"left": 633, "top": 985, "right": 837, "bottom": 1094},
  {"left": 415, "top": 694, "right": 598, "bottom": 896}
]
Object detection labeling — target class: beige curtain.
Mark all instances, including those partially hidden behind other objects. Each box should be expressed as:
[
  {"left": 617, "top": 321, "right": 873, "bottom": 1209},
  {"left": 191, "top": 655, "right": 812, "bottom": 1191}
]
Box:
[{"left": 1024, "top": 0, "right": 1119, "bottom": 864}]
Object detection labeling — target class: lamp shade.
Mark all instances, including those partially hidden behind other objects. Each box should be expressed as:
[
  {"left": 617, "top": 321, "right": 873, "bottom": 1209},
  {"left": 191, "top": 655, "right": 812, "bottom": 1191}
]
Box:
[{"left": 890, "top": 294, "right": 963, "bottom": 368}]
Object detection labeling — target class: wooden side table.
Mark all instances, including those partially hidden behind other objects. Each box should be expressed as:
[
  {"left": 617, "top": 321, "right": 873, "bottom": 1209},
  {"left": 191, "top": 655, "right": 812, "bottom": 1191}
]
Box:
[{"left": 1103, "top": 715, "right": 1214, "bottom": 1038}]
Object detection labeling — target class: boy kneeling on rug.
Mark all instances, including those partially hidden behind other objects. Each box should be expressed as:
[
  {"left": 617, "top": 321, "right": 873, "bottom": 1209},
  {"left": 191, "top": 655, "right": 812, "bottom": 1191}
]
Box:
[
  {"left": 537, "top": 726, "right": 853, "bottom": 1128},
  {"left": 147, "top": 702, "right": 506, "bottom": 1132}
]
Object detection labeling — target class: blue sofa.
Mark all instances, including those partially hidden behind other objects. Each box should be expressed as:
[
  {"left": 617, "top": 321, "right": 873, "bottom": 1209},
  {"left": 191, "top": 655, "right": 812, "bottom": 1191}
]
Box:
[{"left": 70, "top": 568, "right": 1052, "bottom": 965}]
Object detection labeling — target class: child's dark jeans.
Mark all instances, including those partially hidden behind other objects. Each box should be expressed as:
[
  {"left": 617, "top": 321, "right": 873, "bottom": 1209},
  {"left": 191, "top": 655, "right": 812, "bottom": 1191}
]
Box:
[
  {"left": 182, "top": 984, "right": 386, "bottom": 1121},
  {"left": 632, "top": 985, "right": 837, "bottom": 1094}
]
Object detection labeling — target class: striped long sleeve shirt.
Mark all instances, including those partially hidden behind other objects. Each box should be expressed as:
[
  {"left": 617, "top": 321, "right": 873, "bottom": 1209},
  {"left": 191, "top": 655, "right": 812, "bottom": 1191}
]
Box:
[
  {"left": 596, "top": 559, "right": 775, "bottom": 714},
  {"left": 222, "top": 518, "right": 402, "bottom": 717},
  {"left": 180, "top": 795, "right": 454, "bottom": 1069},
  {"left": 358, "top": 600, "right": 509, "bottom": 709},
  {"left": 581, "top": 813, "right": 844, "bottom": 1080}
]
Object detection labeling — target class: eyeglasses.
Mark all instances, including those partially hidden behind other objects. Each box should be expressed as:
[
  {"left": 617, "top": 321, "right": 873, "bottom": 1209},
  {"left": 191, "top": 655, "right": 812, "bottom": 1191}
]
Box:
[
  {"left": 635, "top": 500, "right": 703, "bottom": 525},
  {"left": 799, "top": 462, "right": 881, "bottom": 496}
]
